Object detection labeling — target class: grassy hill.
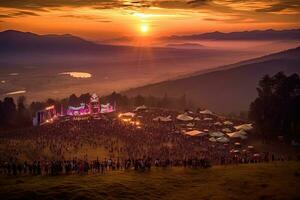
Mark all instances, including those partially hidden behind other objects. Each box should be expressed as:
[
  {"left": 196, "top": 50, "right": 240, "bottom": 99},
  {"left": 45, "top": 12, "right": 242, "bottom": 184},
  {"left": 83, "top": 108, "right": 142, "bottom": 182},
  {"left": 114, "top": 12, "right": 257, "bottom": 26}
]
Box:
[{"left": 0, "top": 162, "right": 299, "bottom": 200}]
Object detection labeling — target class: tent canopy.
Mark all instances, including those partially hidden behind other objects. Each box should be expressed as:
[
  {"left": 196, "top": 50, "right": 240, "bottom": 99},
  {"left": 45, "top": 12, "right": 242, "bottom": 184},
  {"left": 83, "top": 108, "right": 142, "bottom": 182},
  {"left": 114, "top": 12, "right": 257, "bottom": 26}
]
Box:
[
  {"left": 134, "top": 105, "right": 147, "bottom": 111},
  {"left": 194, "top": 117, "right": 201, "bottom": 121},
  {"left": 234, "top": 123, "right": 253, "bottom": 131},
  {"left": 209, "top": 132, "right": 224, "bottom": 137},
  {"left": 199, "top": 109, "right": 213, "bottom": 115},
  {"left": 227, "top": 130, "right": 247, "bottom": 139},
  {"left": 214, "top": 122, "right": 222, "bottom": 126},
  {"left": 204, "top": 117, "right": 213, "bottom": 121},
  {"left": 222, "top": 128, "right": 231, "bottom": 133},
  {"left": 216, "top": 137, "right": 229, "bottom": 143},
  {"left": 223, "top": 121, "right": 234, "bottom": 125},
  {"left": 177, "top": 114, "right": 194, "bottom": 121},
  {"left": 186, "top": 123, "right": 195, "bottom": 127},
  {"left": 185, "top": 130, "right": 206, "bottom": 137},
  {"left": 119, "top": 112, "right": 135, "bottom": 118},
  {"left": 153, "top": 115, "right": 172, "bottom": 122}
]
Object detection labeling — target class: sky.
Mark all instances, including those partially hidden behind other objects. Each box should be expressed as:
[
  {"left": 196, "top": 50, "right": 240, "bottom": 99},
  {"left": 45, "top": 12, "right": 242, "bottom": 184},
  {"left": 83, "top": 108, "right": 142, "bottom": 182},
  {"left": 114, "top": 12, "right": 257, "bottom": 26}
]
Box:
[{"left": 0, "top": 0, "right": 299, "bottom": 41}]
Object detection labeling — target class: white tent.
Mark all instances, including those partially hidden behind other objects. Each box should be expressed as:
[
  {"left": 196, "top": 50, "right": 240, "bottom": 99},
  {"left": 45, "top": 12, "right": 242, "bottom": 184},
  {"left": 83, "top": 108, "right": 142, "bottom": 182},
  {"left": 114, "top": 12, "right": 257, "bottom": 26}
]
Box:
[
  {"left": 234, "top": 123, "right": 253, "bottom": 131},
  {"left": 203, "top": 129, "right": 209, "bottom": 132},
  {"left": 153, "top": 115, "right": 172, "bottom": 122},
  {"left": 186, "top": 123, "right": 195, "bottom": 127},
  {"left": 214, "top": 122, "right": 222, "bottom": 126},
  {"left": 209, "top": 131, "right": 224, "bottom": 137},
  {"left": 199, "top": 109, "right": 213, "bottom": 115},
  {"left": 185, "top": 130, "right": 206, "bottom": 137},
  {"left": 134, "top": 105, "right": 147, "bottom": 111},
  {"left": 222, "top": 128, "right": 232, "bottom": 133},
  {"left": 227, "top": 130, "right": 247, "bottom": 139},
  {"left": 209, "top": 137, "right": 217, "bottom": 142},
  {"left": 194, "top": 117, "right": 201, "bottom": 121},
  {"left": 204, "top": 117, "right": 213, "bottom": 121},
  {"left": 223, "top": 121, "right": 233, "bottom": 125},
  {"left": 216, "top": 137, "right": 229, "bottom": 143},
  {"left": 119, "top": 112, "right": 135, "bottom": 118},
  {"left": 177, "top": 114, "right": 194, "bottom": 121}
]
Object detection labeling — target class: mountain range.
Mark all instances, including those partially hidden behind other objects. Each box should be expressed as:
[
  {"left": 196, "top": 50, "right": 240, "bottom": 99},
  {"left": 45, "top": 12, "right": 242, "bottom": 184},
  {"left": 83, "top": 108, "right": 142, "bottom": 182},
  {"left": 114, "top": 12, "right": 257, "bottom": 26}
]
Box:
[
  {"left": 0, "top": 30, "right": 126, "bottom": 54},
  {"left": 162, "top": 29, "right": 300, "bottom": 41}
]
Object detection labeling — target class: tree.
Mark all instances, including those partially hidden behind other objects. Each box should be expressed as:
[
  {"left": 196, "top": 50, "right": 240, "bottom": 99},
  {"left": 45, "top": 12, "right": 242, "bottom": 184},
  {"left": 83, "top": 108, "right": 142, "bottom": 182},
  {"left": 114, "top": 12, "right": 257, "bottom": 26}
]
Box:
[
  {"left": 17, "top": 96, "right": 31, "bottom": 126},
  {"left": 178, "top": 94, "right": 187, "bottom": 109},
  {"left": 249, "top": 72, "right": 300, "bottom": 138},
  {"left": 2, "top": 97, "right": 17, "bottom": 126},
  {"left": 134, "top": 95, "right": 145, "bottom": 107}
]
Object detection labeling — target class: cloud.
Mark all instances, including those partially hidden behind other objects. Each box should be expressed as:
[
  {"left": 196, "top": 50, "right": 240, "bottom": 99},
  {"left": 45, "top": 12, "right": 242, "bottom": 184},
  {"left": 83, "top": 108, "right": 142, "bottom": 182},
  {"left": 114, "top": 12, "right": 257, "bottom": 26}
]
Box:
[
  {"left": 60, "top": 14, "right": 112, "bottom": 22},
  {"left": 0, "top": 0, "right": 299, "bottom": 14},
  {"left": 255, "top": 0, "right": 300, "bottom": 13},
  {"left": 0, "top": 10, "right": 39, "bottom": 18}
]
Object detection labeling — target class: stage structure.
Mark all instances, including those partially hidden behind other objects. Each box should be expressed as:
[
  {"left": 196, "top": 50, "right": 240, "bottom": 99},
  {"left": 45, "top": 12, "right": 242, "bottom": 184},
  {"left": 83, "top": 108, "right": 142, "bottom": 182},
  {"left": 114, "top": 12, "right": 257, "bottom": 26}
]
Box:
[
  {"left": 33, "top": 105, "right": 57, "bottom": 126},
  {"left": 67, "top": 103, "right": 89, "bottom": 116},
  {"left": 89, "top": 93, "right": 101, "bottom": 114},
  {"left": 100, "top": 103, "right": 116, "bottom": 113},
  {"left": 63, "top": 93, "right": 116, "bottom": 116}
]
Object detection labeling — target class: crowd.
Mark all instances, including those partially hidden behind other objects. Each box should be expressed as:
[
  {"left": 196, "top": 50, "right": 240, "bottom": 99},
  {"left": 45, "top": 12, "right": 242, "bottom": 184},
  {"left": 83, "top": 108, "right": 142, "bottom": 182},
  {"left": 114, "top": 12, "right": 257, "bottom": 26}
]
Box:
[{"left": 0, "top": 108, "right": 293, "bottom": 176}]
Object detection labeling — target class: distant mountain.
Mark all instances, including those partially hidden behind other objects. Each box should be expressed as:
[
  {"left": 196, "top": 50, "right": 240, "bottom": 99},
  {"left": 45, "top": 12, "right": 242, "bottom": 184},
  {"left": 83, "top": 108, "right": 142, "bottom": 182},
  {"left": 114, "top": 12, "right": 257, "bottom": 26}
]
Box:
[
  {"left": 125, "top": 47, "right": 300, "bottom": 113},
  {"left": 162, "top": 29, "right": 300, "bottom": 41},
  {"left": 166, "top": 43, "right": 205, "bottom": 49},
  {"left": 0, "top": 30, "right": 127, "bottom": 54}
]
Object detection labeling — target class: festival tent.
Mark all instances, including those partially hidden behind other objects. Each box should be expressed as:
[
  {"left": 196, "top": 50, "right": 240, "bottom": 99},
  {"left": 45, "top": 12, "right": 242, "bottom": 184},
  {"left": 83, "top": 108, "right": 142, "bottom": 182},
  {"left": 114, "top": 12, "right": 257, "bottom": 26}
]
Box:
[
  {"left": 203, "top": 129, "right": 209, "bottom": 132},
  {"left": 227, "top": 130, "right": 247, "bottom": 139},
  {"left": 199, "top": 109, "right": 213, "bottom": 115},
  {"left": 209, "top": 132, "right": 224, "bottom": 137},
  {"left": 223, "top": 121, "right": 234, "bottom": 125},
  {"left": 216, "top": 137, "right": 230, "bottom": 143},
  {"left": 209, "top": 137, "right": 217, "bottom": 142},
  {"left": 214, "top": 122, "right": 222, "bottom": 126},
  {"left": 194, "top": 117, "right": 201, "bottom": 121},
  {"left": 222, "top": 128, "right": 232, "bottom": 133},
  {"left": 177, "top": 114, "right": 194, "bottom": 121},
  {"left": 234, "top": 123, "right": 253, "bottom": 131},
  {"left": 185, "top": 130, "right": 206, "bottom": 137},
  {"left": 204, "top": 117, "right": 213, "bottom": 121},
  {"left": 119, "top": 112, "right": 135, "bottom": 118},
  {"left": 234, "top": 142, "right": 241, "bottom": 146},
  {"left": 186, "top": 123, "right": 195, "bottom": 127},
  {"left": 134, "top": 105, "right": 147, "bottom": 111},
  {"left": 153, "top": 115, "right": 172, "bottom": 122}
]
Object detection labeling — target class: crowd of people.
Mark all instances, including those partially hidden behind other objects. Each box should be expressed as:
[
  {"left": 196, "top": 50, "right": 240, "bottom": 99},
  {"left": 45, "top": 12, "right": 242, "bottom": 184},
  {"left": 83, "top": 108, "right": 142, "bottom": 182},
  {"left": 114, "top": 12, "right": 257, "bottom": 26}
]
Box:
[{"left": 0, "top": 107, "right": 294, "bottom": 176}]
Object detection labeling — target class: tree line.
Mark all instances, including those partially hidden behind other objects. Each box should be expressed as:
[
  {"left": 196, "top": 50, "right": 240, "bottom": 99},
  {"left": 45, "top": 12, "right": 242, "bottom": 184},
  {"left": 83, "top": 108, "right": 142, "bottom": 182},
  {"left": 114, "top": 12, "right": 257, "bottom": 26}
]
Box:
[{"left": 249, "top": 72, "right": 300, "bottom": 139}]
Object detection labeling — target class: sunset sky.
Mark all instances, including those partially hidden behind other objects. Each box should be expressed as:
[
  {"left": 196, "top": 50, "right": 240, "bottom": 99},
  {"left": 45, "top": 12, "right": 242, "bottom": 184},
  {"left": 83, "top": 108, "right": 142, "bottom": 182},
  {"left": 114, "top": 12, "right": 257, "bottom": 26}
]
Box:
[{"left": 0, "top": 0, "right": 299, "bottom": 41}]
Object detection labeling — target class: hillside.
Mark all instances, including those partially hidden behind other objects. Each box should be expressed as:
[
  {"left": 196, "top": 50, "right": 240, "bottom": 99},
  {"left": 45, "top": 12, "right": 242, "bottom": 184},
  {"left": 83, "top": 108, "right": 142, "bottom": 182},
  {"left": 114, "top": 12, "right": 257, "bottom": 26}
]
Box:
[
  {"left": 125, "top": 47, "right": 300, "bottom": 113},
  {"left": 0, "top": 162, "right": 299, "bottom": 200}
]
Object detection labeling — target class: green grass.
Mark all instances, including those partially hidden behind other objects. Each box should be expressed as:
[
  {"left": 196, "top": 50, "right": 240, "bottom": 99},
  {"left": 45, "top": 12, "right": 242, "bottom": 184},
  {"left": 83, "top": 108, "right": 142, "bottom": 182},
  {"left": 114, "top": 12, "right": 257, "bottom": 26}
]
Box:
[{"left": 0, "top": 162, "right": 299, "bottom": 200}]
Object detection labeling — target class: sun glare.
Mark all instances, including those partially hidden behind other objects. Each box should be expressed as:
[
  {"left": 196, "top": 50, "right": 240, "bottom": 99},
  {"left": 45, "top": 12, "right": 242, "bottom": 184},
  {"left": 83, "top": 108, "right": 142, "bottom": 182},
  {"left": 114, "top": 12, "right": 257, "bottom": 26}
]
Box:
[{"left": 140, "top": 24, "right": 149, "bottom": 34}]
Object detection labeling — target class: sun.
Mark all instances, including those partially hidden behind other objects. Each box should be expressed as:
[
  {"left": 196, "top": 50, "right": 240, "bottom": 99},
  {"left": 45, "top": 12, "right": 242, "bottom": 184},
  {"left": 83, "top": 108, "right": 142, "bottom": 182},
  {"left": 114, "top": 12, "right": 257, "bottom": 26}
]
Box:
[{"left": 140, "top": 24, "right": 149, "bottom": 34}]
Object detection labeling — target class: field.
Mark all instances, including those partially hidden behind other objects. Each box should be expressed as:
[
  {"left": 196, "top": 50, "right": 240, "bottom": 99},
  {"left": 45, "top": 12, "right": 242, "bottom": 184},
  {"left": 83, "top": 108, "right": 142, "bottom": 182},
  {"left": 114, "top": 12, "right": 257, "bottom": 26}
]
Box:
[{"left": 0, "top": 162, "right": 299, "bottom": 200}]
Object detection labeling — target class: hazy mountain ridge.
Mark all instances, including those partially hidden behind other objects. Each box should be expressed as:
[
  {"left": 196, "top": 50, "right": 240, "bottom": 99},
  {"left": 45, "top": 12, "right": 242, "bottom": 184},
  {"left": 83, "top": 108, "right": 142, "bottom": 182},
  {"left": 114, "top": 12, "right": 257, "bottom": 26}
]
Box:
[
  {"left": 163, "top": 29, "right": 300, "bottom": 41},
  {"left": 124, "top": 47, "right": 300, "bottom": 113},
  {"left": 0, "top": 30, "right": 128, "bottom": 54}
]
